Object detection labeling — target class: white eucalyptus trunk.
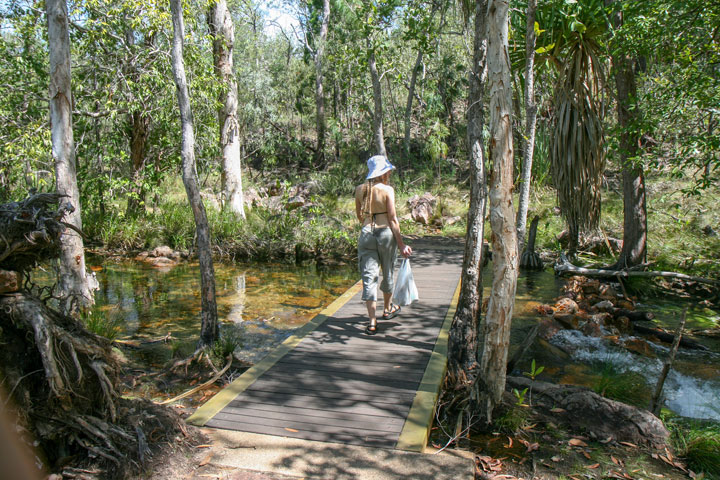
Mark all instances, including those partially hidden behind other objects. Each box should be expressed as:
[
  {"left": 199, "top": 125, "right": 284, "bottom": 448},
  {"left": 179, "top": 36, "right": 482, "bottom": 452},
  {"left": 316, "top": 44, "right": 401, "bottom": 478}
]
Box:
[
  {"left": 516, "top": 0, "right": 538, "bottom": 252},
  {"left": 208, "top": 0, "right": 245, "bottom": 218},
  {"left": 368, "top": 46, "right": 386, "bottom": 156},
  {"left": 403, "top": 50, "right": 423, "bottom": 156},
  {"left": 171, "top": 0, "right": 219, "bottom": 347},
  {"left": 46, "top": 0, "right": 94, "bottom": 314},
  {"left": 314, "top": 0, "right": 330, "bottom": 164},
  {"left": 479, "top": 0, "right": 519, "bottom": 423}
]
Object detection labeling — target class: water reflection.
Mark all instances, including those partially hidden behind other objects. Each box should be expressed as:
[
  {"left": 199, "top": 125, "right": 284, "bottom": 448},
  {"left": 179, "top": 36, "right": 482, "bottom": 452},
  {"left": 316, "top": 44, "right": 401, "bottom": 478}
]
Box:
[{"left": 89, "top": 260, "right": 356, "bottom": 365}]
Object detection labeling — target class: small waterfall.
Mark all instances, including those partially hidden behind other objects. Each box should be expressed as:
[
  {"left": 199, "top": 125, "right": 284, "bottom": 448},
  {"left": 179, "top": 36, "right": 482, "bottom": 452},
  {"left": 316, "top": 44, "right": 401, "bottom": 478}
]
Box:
[{"left": 550, "top": 330, "right": 720, "bottom": 421}]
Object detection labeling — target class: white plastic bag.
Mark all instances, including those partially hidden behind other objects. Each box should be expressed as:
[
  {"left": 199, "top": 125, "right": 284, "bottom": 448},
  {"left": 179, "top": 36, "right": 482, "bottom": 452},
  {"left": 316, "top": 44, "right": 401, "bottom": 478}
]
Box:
[{"left": 393, "top": 258, "right": 419, "bottom": 306}]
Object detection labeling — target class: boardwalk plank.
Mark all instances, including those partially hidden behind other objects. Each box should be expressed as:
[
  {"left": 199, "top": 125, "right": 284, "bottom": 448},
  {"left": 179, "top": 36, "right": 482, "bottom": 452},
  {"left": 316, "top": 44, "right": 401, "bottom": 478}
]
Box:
[{"left": 191, "top": 244, "right": 462, "bottom": 452}]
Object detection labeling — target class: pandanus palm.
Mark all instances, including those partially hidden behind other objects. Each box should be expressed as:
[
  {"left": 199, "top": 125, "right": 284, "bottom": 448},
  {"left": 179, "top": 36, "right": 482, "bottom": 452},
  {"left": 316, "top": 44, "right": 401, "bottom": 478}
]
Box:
[{"left": 542, "top": 0, "right": 609, "bottom": 252}]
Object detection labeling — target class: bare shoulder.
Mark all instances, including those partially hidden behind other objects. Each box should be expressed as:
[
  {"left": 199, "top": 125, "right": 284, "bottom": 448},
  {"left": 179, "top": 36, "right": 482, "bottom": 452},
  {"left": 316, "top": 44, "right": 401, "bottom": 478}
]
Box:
[
  {"left": 354, "top": 184, "right": 365, "bottom": 199},
  {"left": 377, "top": 184, "right": 395, "bottom": 197}
]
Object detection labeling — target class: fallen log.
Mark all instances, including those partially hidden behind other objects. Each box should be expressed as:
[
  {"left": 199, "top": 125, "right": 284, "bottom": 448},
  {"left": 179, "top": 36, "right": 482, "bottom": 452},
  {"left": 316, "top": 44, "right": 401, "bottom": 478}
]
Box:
[
  {"left": 633, "top": 324, "right": 708, "bottom": 351},
  {"left": 554, "top": 253, "right": 720, "bottom": 287},
  {"left": 612, "top": 308, "right": 655, "bottom": 322},
  {"left": 506, "top": 376, "right": 668, "bottom": 448}
]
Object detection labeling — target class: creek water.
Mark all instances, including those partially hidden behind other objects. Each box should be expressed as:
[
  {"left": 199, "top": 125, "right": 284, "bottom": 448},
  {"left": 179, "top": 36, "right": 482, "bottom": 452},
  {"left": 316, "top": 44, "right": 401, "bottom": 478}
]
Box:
[
  {"left": 88, "top": 259, "right": 357, "bottom": 367},
  {"left": 71, "top": 259, "right": 720, "bottom": 420}
]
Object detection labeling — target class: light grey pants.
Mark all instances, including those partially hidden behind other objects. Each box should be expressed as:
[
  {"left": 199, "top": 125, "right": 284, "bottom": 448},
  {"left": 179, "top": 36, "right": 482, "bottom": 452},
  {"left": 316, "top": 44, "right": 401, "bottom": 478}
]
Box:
[{"left": 358, "top": 225, "right": 398, "bottom": 301}]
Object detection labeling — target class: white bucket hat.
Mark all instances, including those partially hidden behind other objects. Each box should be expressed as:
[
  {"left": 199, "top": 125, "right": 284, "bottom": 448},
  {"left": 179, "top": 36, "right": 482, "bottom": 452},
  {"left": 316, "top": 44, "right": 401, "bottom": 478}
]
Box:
[{"left": 366, "top": 155, "right": 395, "bottom": 180}]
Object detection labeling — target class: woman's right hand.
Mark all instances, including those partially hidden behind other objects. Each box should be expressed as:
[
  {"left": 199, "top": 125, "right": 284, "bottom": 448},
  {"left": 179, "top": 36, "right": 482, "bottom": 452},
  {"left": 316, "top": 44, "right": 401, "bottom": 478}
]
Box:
[{"left": 400, "top": 245, "right": 413, "bottom": 258}]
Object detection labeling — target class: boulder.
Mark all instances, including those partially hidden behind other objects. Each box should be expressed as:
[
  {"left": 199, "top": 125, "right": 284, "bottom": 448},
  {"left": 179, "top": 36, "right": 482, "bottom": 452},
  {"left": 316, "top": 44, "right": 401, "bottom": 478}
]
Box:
[
  {"left": 554, "top": 313, "right": 579, "bottom": 329},
  {"left": 507, "top": 376, "right": 669, "bottom": 448},
  {"left": 593, "top": 300, "right": 615, "bottom": 312},
  {"left": 152, "top": 246, "right": 177, "bottom": 259},
  {"left": 538, "top": 317, "right": 564, "bottom": 341},
  {"left": 623, "top": 337, "right": 657, "bottom": 357},
  {"left": 285, "top": 195, "right": 306, "bottom": 210},
  {"left": 555, "top": 297, "right": 579, "bottom": 314},
  {"left": 407, "top": 193, "right": 437, "bottom": 225},
  {"left": 580, "top": 319, "right": 604, "bottom": 337}
]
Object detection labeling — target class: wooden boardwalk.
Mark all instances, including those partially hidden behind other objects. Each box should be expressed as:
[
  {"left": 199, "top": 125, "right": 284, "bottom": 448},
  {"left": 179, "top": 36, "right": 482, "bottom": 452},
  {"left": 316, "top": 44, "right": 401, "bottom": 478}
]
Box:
[{"left": 187, "top": 243, "right": 463, "bottom": 452}]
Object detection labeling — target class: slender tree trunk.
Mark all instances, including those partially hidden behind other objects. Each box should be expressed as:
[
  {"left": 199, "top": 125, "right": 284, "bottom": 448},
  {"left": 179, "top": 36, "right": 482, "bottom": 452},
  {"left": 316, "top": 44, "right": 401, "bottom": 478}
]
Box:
[
  {"left": 208, "top": 0, "right": 245, "bottom": 218},
  {"left": 515, "top": 0, "right": 538, "bottom": 252},
  {"left": 447, "top": 0, "right": 488, "bottom": 383},
  {"left": 46, "top": 0, "right": 94, "bottom": 314},
  {"left": 171, "top": 0, "right": 219, "bottom": 347},
  {"left": 403, "top": 50, "right": 423, "bottom": 157},
  {"left": 314, "top": 0, "right": 330, "bottom": 166},
  {"left": 124, "top": 27, "right": 149, "bottom": 217},
  {"left": 609, "top": 2, "right": 646, "bottom": 269},
  {"left": 126, "top": 110, "right": 149, "bottom": 216},
  {"left": 479, "top": 0, "right": 519, "bottom": 423},
  {"left": 368, "top": 46, "right": 386, "bottom": 156}
]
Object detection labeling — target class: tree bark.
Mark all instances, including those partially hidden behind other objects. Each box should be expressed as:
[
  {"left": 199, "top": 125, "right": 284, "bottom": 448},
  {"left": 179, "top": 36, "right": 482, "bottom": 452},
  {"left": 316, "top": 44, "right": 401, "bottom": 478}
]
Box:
[
  {"left": 46, "top": 0, "right": 94, "bottom": 314},
  {"left": 313, "top": 0, "right": 331, "bottom": 166},
  {"left": 368, "top": 46, "right": 386, "bottom": 156},
  {"left": 403, "top": 50, "right": 423, "bottom": 157},
  {"left": 208, "top": 0, "right": 245, "bottom": 218},
  {"left": 609, "top": 1, "right": 646, "bottom": 269},
  {"left": 479, "top": 0, "right": 519, "bottom": 423},
  {"left": 171, "top": 0, "right": 219, "bottom": 347},
  {"left": 515, "top": 0, "right": 538, "bottom": 252},
  {"left": 124, "top": 27, "right": 149, "bottom": 217},
  {"left": 126, "top": 110, "right": 149, "bottom": 216},
  {"left": 447, "top": 0, "right": 488, "bottom": 383}
]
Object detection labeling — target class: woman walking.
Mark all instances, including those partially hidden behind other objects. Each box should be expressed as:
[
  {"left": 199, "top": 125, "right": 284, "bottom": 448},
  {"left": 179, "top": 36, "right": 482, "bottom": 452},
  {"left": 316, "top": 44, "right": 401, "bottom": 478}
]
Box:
[{"left": 355, "top": 155, "right": 412, "bottom": 335}]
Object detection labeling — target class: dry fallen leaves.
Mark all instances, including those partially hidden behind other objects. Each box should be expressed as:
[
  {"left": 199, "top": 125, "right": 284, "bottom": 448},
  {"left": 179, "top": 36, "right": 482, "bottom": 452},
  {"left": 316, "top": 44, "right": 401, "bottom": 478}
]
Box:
[
  {"left": 569, "top": 438, "right": 589, "bottom": 447},
  {"left": 586, "top": 463, "right": 600, "bottom": 469},
  {"left": 198, "top": 452, "right": 213, "bottom": 467},
  {"left": 284, "top": 427, "right": 299, "bottom": 433},
  {"left": 518, "top": 438, "right": 539, "bottom": 453},
  {"left": 477, "top": 455, "right": 504, "bottom": 473},
  {"left": 620, "top": 441, "right": 638, "bottom": 448}
]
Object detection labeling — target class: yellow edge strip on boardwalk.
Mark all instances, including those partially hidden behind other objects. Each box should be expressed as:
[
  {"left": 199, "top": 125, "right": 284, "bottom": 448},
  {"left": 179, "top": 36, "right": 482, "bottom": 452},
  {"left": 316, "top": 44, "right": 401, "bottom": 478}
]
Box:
[
  {"left": 186, "top": 281, "right": 363, "bottom": 426},
  {"left": 395, "top": 280, "right": 461, "bottom": 452}
]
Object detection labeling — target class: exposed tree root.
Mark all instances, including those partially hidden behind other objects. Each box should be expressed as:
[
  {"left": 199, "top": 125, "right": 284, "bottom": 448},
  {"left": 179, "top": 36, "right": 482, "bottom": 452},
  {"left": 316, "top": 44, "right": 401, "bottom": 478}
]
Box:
[{"left": 0, "top": 292, "right": 194, "bottom": 478}]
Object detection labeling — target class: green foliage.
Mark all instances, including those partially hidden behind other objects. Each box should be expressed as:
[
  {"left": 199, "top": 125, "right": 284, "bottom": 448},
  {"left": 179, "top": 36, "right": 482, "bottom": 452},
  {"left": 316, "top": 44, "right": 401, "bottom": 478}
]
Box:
[
  {"left": 495, "top": 404, "right": 531, "bottom": 433},
  {"left": 513, "top": 387, "right": 529, "bottom": 406},
  {"left": 213, "top": 323, "right": 243, "bottom": 361},
  {"left": 81, "top": 310, "right": 123, "bottom": 341},
  {"left": 590, "top": 361, "right": 650, "bottom": 407},
  {"left": 523, "top": 358, "right": 545, "bottom": 380},
  {"left": 666, "top": 417, "right": 720, "bottom": 478}
]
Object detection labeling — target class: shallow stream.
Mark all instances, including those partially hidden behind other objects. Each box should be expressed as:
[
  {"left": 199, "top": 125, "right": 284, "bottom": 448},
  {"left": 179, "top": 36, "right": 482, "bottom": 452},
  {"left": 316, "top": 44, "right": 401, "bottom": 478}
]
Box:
[{"left": 76, "top": 259, "right": 720, "bottom": 419}]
